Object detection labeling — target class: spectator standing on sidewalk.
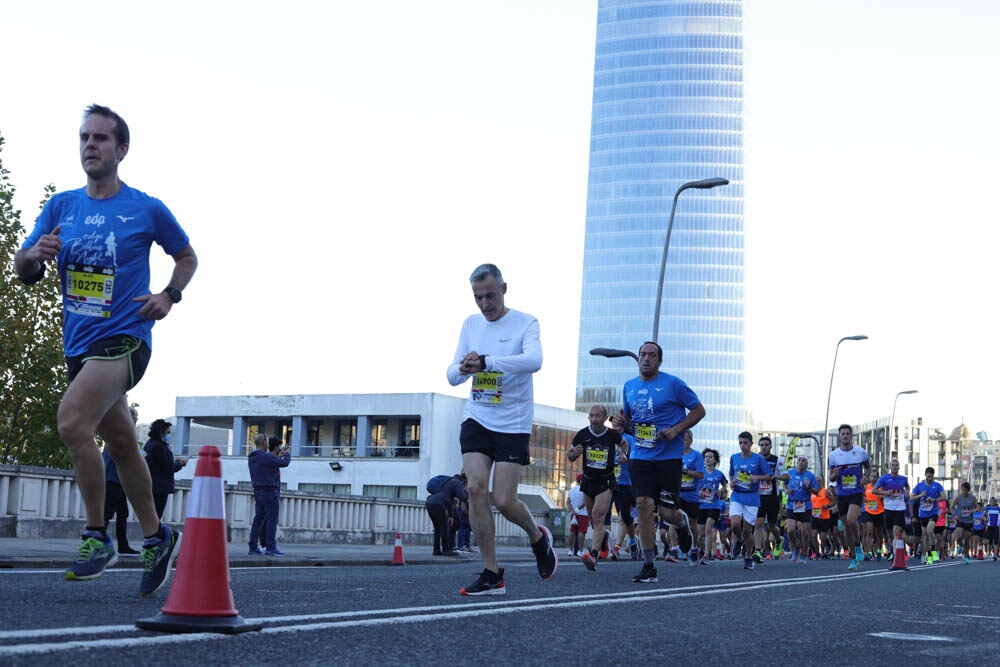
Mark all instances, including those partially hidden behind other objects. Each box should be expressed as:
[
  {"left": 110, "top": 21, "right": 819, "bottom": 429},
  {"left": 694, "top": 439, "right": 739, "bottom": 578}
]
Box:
[
  {"left": 248, "top": 433, "right": 291, "bottom": 556},
  {"left": 143, "top": 419, "right": 188, "bottom": 520},
  {"left": 426, "top": 473, "right": 468, "bottom": 555}
]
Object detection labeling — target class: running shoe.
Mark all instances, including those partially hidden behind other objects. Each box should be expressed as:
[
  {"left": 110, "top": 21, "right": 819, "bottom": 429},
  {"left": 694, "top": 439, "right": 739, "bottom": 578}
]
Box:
[
  {"left": 65, "top": 535, "right": 118, "bottom": 581},
  {"left": 248, "top": 547, "right": 264, "bottom": 555},
  {"left": 699, "top": 557, "right": 708, "bottom": 565},
  {"left": 610, "top": 546, "right": 620, "bottom": 561},
  {"left": 676, "top": 512, "right": 694, "bottom": 554},
  {"left": 265, "top": 548, "right": 285, "bottom": 556},
  {"left": 798, "top": 555, "right": 809, "bottom": 564},
  {"left": 633, "top": 562, "right": 658, "bottom": 583},
  {"left": 139, "top": 526, "right": 181, "bottom": 596},
  {"left": 664, "top": 549, "right": 678, "bottom": 563},
  {"left": 848, "top": 558, "right": 859, "bottom": 571},
  {"left": 855, "top": 546, "right": 864, "bottom": 562},
  {"left": 582, "top": 551, "right": 597, "bottom": 571},
  {"left": 599, "top": 530, "right": 611, "bottom": 560},
  {"left": 629, "top": 539, "right": 639, "bottom": 561},
  {"left": 567, "top": 549, "right": 576, "bottom": 557},
  {"left": 921, "top": 554, "right": 928, "bottom": 564},
  {"left": 752, "top": 550, "right": 763, "bottom": 564},
  {"left": 460, "top": 567, "right": 506, "bottom": 596},
  {"left": 791, "top": 548, "right": 801, "bottom": 562},
  {"left": 689, "top": 547, "right": 699, "bottom": 567},
  {"left": 532, "top": 525, "right": 558, "bottom": 579},
  {"left": 963, "top": 556, "right": 971, "bottom": 564},
  {"left": 743, "top": 557, "right": 754, "bottom": 570}
]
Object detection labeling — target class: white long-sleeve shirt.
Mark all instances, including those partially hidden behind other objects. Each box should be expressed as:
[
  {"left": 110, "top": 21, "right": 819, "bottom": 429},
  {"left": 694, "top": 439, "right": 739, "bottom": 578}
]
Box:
[{"left": 446, "top": 308, "right": 542, "bottom": 434}]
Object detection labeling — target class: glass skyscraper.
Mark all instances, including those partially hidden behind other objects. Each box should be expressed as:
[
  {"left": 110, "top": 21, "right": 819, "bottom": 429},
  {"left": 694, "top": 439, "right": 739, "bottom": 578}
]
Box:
[{"left": 576, "top": 0, "right": 745, "bottom": 458}]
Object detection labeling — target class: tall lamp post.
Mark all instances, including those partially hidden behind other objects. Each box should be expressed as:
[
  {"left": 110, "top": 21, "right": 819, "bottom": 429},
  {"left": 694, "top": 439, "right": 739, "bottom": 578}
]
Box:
[
  {"left": 822, "top": 335, "right": 868, "bottom": 472},
  {"left": 890, "top": 389, "right": 918, "bottom": 474},
  {"left": 652, "top": 177, "right": 729, "bottom": 342},
  {"left": 591, "top": 176, "right": 730, "bottom": 364}
]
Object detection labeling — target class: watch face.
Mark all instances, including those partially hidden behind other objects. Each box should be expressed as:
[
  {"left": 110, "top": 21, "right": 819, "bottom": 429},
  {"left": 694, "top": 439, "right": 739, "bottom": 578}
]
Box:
[{"left": 165, "top": 288, "right": 182, "bottom": 303}]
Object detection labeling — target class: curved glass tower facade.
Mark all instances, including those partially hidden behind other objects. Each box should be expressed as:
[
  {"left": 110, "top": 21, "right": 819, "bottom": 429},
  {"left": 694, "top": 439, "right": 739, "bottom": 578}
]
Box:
[{"left": 576, "top": 0, "right": 745, "bottom": 458}]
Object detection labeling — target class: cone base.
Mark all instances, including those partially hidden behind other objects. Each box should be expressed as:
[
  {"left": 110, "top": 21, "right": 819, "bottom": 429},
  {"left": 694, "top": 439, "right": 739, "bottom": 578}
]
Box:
[{"left": 136, "top": 612, "right": 263, "bottom": 635}]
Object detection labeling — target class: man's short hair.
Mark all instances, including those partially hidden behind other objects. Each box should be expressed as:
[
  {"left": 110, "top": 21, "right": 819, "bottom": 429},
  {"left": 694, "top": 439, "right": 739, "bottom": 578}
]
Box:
[
  {"left": 84, "top": 103, "right": 130, "bottom": 147},
  {"left": 838, "top": 423, "right": 853, "bottom": 435},
  {"left": 268, "top": 437, "right": 282, "bottom": 451},
  {"left": 925, "top": 467, "right": 935, "bottom": 475},
  {"left": 638, "top": 341, "right": 663, "bottom": 361},
  {"left": 469, "top": 263, "right": 503, "bottom": 285},
  {"left": 962, "top": 482, "right": 971, "bottom": 490},
  {"left": 759, "top": 436, "right": 772, "bottom": 446},
  {"left": 738, "top": 431, "right": 753, "bottom": 442}
]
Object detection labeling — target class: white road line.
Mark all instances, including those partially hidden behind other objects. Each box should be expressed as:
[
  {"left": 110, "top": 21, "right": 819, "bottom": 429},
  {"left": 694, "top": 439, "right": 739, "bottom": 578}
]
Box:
[
  {"left": 869, "top": 632, "right": 955, "bottom": 642},
  {"left": 0, "top": 567, "right": 903, "bottom": 656}
]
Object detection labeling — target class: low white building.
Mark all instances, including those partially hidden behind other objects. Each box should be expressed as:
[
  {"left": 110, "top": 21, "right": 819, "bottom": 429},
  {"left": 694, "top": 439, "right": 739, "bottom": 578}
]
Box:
[{"left": 170, "top": 392, "right": 587, "bottom": 507}]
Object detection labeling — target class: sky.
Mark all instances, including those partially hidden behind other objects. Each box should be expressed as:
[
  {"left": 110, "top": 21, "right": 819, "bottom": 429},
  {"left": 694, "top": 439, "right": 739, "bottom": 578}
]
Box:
[{"left": 3, "top": 0, "right": 998, "bottom": 439}]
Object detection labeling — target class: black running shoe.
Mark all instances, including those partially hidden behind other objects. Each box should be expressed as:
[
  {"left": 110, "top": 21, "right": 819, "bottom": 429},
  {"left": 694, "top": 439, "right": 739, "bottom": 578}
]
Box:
[
  {"left": 532, "top": 525, "right": 558, "bottom": 579},
  {"left": 633, "top": 562, "right": 658, "bottom": 583},
  {"left": 139, "top": 526, "right": 182, "bottom": 596},
  {"left": 460, "top": 567, "right": 506, "bottom": 596},
  {"left": 676, "top": 511, "right": 693, "bottom": 554}
]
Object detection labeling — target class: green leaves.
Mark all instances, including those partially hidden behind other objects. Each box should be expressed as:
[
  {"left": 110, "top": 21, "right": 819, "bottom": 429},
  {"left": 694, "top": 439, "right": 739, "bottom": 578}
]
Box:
[{"left": 0, "top": 134, "right": 70, "bottom": 467}]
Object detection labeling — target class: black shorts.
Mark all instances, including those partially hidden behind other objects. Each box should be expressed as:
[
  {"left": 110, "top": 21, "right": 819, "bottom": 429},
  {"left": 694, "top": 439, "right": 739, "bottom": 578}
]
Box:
[
  {"left": 679, "top": 497, "right": 701, "bottom": 521},
  {"left": 883, "top": 510, "right": 906, "bottom": 530},
  {"left": 613, "top": 484, "right": 635, "bottom": 526},
  {"left": 988, "top": 526, "right": 1000, "bottom": 543},
  {"left": 630, "top": 459, "right": 682, "bottom": 509},
  {"left": 837, "top": 494, "right": 863, "bottom": 516},
  {"left": 697, "top": 508, "right": 720, "bottom": 525},
  {"left": 973, "top": 529, "right": 985, "bottom": 539},
  {"left": 459, "top": 419, "right": 529, "bottom": 465},
  {"left": 581, "top": 475, "right": 616, "bottom": 498},
  {"left": 758, "top": 494, "right": 780, "bottom": 524},
  {"left": 66, "top": 334, "right": 150, "bottom": 390},
  {"left": 955, "top": 522, "right": 974, "bottom": 532},
  {"left": 919, "top": 516, "right": 936, "bottom": 528},
  {"left": 811, "top": 516, "right": 833, "bottom": 532},
  {"left": 787, "top": 511, "right": 812, "bottom": 524}
]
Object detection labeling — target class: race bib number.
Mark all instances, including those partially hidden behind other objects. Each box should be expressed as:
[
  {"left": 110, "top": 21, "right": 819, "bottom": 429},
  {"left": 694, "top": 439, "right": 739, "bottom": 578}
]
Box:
[
  {"left": 699, "top": 486, "right": 714, "bottom": 500},
  {"left": 586, "top": 448, "right": 609, "bottom": 470},
  {"left": 920, "top": 497, "right": 935, "bottom": 511},
  {"left": 65, "top": 262, "right": 114, "bottom": 318},
  {"left": 734, "top": 470, "right": 752, "bottom": 491},
  {"left": 841, "top": 474, "right": 857, "bottom": 490},
  {"left": 471, "top": 372, "right": 503, "bottom": 404},
  {"left": 866, "top": 500, "right": 878, "bottom": 511},
  {"left": 812, "top": 506, "right": 822, "bottom": 517},
  {"left": 792, "top": 500, "right": 807, "bottom": 513},
  {"left": 613, "top": 464, "right": 621, "bottom": 478},
  {"left": 635, "top": 423, "right": 656, "bottom": 448},
  {"left": 759, "top": 480, "right": 773, "bottom": 494}
]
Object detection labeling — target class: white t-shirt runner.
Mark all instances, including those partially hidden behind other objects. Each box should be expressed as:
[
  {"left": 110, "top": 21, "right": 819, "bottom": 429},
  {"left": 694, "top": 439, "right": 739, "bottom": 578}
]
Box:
[{"left": 446, "top": 308, "right": 542, "bottom": 434}]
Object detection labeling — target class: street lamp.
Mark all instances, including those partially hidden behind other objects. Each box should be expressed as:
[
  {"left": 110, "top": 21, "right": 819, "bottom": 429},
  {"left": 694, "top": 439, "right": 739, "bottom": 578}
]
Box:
[
  {"left": 890, "top": 389, "right": 918, "bottom": 474},
  {"left": 652, "top": 177, "right": 730, "bottom": 342},
  {"left": 822, "top": 335, "right": 868, "bottom": 472},
  {"left": 589, "top": 347, "right": 638, "bottom": 362}
]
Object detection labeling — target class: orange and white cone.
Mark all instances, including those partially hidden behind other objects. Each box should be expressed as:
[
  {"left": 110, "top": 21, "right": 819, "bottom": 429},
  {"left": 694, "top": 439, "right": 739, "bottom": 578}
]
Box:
[
  {"left": 391, "top": 532, "right": 406, "bottom": 565},
  {"left": 889, "top": 537, "right": 909, "bottom": 571},
  {"left": 977, "top": 543, "right": 985, "bottom": 560},
  {"left": 136, "top": 446, "right": 262, "bottom": 634}
]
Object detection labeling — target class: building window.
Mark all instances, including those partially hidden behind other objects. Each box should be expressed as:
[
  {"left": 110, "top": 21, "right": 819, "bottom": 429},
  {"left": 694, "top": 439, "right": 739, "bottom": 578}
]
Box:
[
  {"left": 396, "top": 419, "right": 420, "bottom": 458},
  {"left": 305, "top": 420, "right": 323, "bottom": 457},
  {"left": 363, "top": 485, "right": 417, "bottom": 500},
  {"left": 335, "top": 420, "right": 357, "bottom": 457},
  {"left": 370, "top": 420, "right": 388, "bottom": 457},
  {"left": 275, "top": 419, "right": 292, "bottom": 445},
  {"left": 298, "top": 483, "right": 351, "bottom": 495},
  {"left": 247, "top": 421, "right": 265, "bottom": 455}
]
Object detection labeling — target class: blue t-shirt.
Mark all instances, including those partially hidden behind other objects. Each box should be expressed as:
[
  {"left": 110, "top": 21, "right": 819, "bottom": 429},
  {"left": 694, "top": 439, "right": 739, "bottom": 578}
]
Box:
[
  {"left": 697, "top": 468, "right": 727, "bottom": 509},
  {"left": 622, "top": 372, "right": 701, "bottom": 462},
  {"left": 615, "top": 433, "right": 634, "bottom": 486},
  {"left": 873, "top": 474, "right": 909, "bottom": 512},
  {"left": 828, "top": 446, "right": 870, "bottom": 496},
  {"left": 729, "top": 452, "right": 770, "bottom": 507},
  {"left": 785, "top": 469, "right": 818, "bottom": 510},
  {"left": 680, "top": 448, "right": 705, "bottom": 502},
  {"left": 973, "top": 511, "right": 985, "bottom": 530},
  {"left": 23, "top": 184, "right": 190, "bottom": 357},
  {"left": 987, "top": 506, "right": 1000, "bottom": 527},
  {"left": 912, "top": 481, "right": 945, "bottom": 518}
]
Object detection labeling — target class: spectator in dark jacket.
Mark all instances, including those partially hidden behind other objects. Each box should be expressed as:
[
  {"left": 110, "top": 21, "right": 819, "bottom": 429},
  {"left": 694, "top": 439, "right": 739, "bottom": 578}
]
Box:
[
  {"left": 426, "top": 474, "right": 468, "bottom": 555},
  {"left": 143, "top": 419, "right": 188, "bottom": 519},
  {"left": 248, "top": 433, "right": 291, "bottom": 556}
]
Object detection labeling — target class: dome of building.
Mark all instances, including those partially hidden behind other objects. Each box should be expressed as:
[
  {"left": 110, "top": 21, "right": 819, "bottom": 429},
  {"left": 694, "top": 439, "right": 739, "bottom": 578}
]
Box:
[{"left": 949, "top": 423, "right": 973, "bottom": 440}]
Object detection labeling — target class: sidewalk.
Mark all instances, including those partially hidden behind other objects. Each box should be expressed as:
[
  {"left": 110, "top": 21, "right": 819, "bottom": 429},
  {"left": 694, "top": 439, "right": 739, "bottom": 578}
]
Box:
[{"left": 0, "top": 537, "right": 538, "bottom": 569}]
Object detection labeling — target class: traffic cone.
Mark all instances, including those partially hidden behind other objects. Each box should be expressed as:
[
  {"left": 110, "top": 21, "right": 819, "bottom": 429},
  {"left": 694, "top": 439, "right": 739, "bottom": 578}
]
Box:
[
  {"left": 977, "top": 544, "right": 985, "bottom": 560},
  {"left": 136, "top": 446, "right": 262, "bottom": 634},
  {"left": 391, "top": 532, "right": 406, "bottom": 565},
  {"left": 889, "top": 537, "right": 909, "bottom": 571}
]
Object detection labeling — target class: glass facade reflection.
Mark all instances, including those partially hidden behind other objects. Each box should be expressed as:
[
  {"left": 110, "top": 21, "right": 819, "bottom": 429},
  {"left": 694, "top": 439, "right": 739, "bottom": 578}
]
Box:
[{"left": 576, "top": 0, "right": 746, "bottom": 458}]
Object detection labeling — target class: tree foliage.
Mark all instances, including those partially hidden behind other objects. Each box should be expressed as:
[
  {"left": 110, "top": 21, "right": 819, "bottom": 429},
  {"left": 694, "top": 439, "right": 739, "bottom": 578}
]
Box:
[{"left": 0, "top": 133, "right": 70, "bottom": 467}]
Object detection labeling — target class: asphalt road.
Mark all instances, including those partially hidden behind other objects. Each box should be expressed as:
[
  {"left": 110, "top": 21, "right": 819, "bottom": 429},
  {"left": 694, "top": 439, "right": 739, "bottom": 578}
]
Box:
[{"left": 1, "top": 556, "right": 998, "bottom": 666}]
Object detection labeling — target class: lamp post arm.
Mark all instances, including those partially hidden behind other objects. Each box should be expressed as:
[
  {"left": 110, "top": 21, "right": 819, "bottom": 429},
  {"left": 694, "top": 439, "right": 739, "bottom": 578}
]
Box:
[{"left": 652, "top": 184, "right": 690, "bottom": 342}]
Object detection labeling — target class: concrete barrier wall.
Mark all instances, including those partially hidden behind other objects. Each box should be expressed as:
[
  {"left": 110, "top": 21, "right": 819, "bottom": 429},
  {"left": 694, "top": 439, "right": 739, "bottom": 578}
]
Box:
[{"left": 0, "top": 465, "right": 595, "bottom": 547}]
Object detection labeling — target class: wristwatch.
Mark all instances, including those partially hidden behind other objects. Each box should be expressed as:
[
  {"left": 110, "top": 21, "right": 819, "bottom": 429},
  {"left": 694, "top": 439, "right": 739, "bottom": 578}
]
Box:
[{"left": 163, "top": 287, "right": 183, "bottom": 303}]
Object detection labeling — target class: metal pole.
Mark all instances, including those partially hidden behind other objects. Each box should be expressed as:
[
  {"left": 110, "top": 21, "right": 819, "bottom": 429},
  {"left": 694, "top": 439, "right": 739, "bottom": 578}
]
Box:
[
  {"left": 890, "top": 389, "right": 918, "bottom": 476},
  {"left": 822, "top": 335, "right": 868, "bottom": 473}
]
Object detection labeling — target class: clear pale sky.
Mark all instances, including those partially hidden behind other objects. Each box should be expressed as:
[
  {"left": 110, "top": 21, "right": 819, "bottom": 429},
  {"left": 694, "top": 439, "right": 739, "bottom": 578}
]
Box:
[{"left": 3, "top": 1, "right": 998, "bottom": 439}]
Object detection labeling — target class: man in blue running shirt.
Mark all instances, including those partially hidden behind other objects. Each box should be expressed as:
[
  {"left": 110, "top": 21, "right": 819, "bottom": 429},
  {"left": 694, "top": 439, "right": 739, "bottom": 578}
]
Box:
[
  {"left": 911, "top": 467, "right": 945, "bottom": 564},
  {"left": 612, "top": 341, "right": 705, "bottom": 584},
  {"left": 15, "top": 105, "right": 196, "bottom": 595}
]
